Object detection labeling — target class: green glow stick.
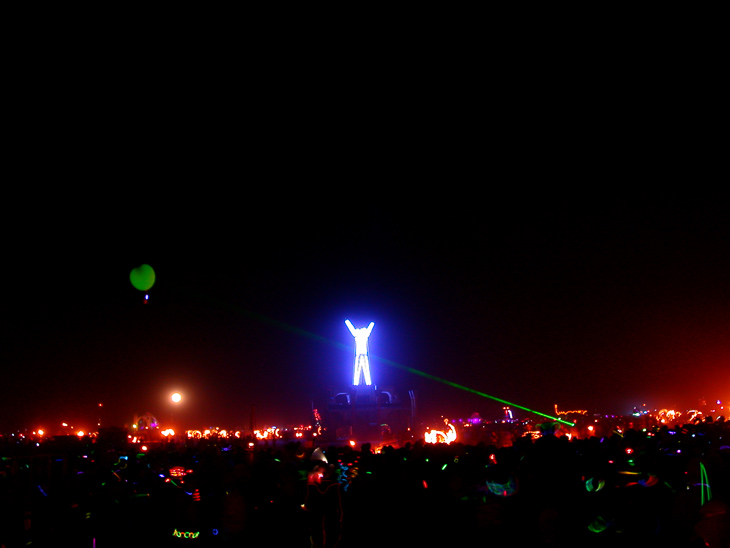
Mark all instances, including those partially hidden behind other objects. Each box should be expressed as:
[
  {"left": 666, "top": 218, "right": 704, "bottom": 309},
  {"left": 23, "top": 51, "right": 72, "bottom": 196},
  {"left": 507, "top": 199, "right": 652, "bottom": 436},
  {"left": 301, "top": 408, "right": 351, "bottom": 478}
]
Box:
[{"left": 700, "top": 461, "right": 712, "bottom": 506}]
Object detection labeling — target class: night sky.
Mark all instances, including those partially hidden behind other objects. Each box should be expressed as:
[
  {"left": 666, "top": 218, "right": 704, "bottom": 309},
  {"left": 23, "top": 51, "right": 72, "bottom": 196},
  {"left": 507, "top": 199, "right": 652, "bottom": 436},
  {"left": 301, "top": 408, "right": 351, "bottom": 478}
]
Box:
[
  {"left": 3, "top": 38, "right": 727, "bottom": 434},
  {"left": 3, "top": 193, "right": 729, "bottom": 434}
]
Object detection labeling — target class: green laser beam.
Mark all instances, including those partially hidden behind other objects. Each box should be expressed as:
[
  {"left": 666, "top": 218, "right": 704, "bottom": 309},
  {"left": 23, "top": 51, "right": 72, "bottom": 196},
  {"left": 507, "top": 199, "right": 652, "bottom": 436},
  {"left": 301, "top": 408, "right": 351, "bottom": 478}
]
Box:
[
  {"left": 370, "top": 353, "right": 574, "bottom": 425},
  {"left": 184, "top": 290, "right": 573, "bottom": 426}
]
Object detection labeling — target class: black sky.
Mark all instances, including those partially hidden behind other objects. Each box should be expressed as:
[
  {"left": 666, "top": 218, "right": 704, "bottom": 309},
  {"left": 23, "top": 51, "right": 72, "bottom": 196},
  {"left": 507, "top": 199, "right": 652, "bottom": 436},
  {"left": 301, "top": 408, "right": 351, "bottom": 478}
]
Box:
[{"left": 2, "top": 36, "right": 728, "bottom": 433}]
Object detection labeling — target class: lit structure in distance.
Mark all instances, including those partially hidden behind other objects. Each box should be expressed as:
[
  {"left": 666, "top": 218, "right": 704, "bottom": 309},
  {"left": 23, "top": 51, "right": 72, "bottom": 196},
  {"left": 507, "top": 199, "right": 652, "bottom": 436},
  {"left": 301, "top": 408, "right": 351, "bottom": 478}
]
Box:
[
  {"left": 425, "top": 419, "right": 457, "bottom": 444},
  {"left": 554, "top": 404, "right": 587, "bottom": 416},
  {"left": 345, "top": 320, "right": 374, "bottom": 386}
]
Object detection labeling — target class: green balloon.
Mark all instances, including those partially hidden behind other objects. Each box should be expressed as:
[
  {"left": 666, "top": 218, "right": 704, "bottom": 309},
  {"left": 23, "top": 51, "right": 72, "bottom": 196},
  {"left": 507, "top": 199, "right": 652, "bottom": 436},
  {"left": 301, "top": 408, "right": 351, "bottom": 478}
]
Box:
[{"left": 130, "top": 264, "right": 156, "bottom": 291}]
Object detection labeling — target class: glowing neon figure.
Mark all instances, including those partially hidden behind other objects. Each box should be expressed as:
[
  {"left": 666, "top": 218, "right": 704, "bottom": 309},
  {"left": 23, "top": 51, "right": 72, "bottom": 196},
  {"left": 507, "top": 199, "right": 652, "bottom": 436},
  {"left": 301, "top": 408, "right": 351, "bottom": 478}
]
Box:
[{"left": 345, "top": 320, "right": 374, "bottom": 386}]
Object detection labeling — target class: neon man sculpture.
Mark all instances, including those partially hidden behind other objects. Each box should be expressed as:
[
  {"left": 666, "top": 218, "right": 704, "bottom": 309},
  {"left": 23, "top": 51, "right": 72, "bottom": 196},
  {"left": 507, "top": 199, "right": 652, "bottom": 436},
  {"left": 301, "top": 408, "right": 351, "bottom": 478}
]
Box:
[{"left": 345, "top": 320, "right": 374, "bottom": 386}]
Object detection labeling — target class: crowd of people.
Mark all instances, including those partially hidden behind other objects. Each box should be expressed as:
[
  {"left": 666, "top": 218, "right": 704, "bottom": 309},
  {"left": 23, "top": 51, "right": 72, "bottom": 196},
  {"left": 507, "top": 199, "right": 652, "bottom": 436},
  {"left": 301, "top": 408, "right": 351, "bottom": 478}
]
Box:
[{"left": 1, "top": 417, "right": 728, "bottom": 547}]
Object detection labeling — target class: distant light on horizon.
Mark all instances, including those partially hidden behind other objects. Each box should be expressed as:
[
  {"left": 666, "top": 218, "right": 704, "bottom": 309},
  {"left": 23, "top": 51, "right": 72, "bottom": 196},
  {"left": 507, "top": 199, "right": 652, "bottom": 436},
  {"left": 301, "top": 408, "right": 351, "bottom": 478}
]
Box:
[{"left": 425, "top": 419, "right": 457, "bottom": 444}]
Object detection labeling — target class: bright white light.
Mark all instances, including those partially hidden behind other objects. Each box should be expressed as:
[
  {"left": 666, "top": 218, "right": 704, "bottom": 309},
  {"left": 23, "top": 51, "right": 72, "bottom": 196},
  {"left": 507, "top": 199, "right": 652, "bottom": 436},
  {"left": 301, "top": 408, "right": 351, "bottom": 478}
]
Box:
[
  {"left": 345, "top": 320, "right": 374, "bottom": 386},
  {"left": 425, "top": 421, "right": 457, "bottom": 444},
  {"left": 171, "top": 392, "right": 182, "bottom": 403}
]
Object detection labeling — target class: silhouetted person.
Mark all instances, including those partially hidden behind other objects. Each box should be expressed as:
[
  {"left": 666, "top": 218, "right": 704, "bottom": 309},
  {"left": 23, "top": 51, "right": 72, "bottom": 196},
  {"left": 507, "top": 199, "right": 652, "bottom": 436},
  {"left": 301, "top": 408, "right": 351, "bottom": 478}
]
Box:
[{"left": 304, "top": 464, "right": 343, "bottom": 548}]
